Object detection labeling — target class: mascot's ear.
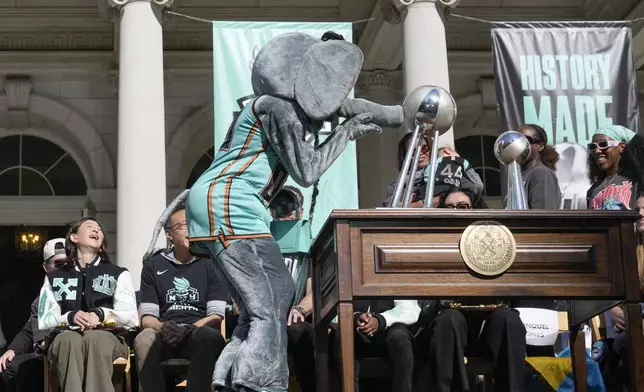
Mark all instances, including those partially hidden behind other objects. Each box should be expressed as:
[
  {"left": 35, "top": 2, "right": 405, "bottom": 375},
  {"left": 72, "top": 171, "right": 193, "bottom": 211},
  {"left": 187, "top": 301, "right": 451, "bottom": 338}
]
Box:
[
  {"left": 251, "top": 33, "right": 319, "bottom": 100},
  {"left": 294, "top": 39, "right": 363, "bottom": 120}
]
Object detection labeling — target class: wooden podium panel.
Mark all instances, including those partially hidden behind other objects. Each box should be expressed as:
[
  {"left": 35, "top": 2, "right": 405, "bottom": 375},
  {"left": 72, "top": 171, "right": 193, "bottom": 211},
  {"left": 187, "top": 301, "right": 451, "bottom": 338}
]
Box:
[{"left": 311, "top": 209, "right": 644, "bottom": 392}]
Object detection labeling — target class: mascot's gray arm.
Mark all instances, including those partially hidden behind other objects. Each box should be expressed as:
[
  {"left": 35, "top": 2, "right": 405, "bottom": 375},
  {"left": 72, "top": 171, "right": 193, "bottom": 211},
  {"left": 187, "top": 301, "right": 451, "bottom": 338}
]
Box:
[
  {"left": 338, "top": 98, "right": 403, "bottom": 128},
  {"left": 142, "top": 189, "right": 190, "bottom": 261},
  {"left": 255, "top": 95, "right": 352, "bottom": 188}
]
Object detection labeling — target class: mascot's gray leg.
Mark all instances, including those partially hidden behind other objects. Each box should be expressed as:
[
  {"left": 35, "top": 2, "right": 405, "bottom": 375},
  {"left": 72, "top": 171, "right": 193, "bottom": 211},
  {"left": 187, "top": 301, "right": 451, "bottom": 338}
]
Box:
[
  {"left": 208, "top": 237, "right": 294, "bottom": 392},
  {"left": 211, "top": 264, "right": 250, "bottom": 391}
]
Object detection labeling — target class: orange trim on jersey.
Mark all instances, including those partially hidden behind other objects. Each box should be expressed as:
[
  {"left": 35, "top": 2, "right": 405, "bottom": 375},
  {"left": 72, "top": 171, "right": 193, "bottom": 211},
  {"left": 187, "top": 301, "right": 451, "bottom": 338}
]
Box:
[
  {"left": 188, "top": 236, "right": 219, "bottom": 242},
  {"left": 218, "top": 233, "right": 231, "bottom": 249},
  {"left": 202, "top": 120, "right": 260, "bottom": 237},
  {"left": 215, "top": 121, "right": 260, "bottom": 181},
  {"left": 221, "top": 138, "right": 269, "bottom": 235},
  {"left": 224, "top": 233, "right": 273, "bottom": 240},
  {"left": 223, "top": 178, "right": 235, "bottom": 235},
  {"left": 206, "top": 180, "right": 217, "bottom": 237}
]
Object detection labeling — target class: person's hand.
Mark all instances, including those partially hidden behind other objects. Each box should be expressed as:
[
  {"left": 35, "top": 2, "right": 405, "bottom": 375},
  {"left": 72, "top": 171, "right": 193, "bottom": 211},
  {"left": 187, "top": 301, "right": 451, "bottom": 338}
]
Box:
[
  {"left": 160, "top": 320, "right": 183, "bottom": 346},
  {"left": 160, "top": 320, "right": 193, "bottom": 347},
  {"left": 0, "top": 350, "right": 15, "bottom": 372},
  {"left": 86, "top": 312, "right": 101, "bottom": 329},
  {"left": 442, "top": 147, "right": 460, "bottom": 159},
  {"left": 73, "top": 311, "right": 95, "bottom": 331},
  {"left": 609, "top": 306, "right": 627, "bottom": 332},
  {"left": 342, "top": 113, "right": 382, "bottom": 141},
  {"left": 356, "top": 313, "right": 379, "bottom": 337},
  {"left": 288, "top": 307, "right": 306, "bottom": 326},
  {"left": 409, "top": 200, "right": 424, "bottom": 208}
]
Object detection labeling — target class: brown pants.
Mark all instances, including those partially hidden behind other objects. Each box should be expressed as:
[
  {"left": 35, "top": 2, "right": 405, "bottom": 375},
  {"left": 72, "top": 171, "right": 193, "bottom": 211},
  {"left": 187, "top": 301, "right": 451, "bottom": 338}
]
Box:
[
  {"left": 134, "top": 327, "right": 226, "bottom": 392},
  {"left": 47, "top": 330, "right": 128, "bottom": 392}
]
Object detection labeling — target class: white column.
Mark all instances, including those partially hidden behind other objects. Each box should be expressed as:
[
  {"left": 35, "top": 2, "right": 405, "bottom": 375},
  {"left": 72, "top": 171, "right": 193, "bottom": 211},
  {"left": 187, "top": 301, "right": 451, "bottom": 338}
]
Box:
[
  {"left": 402, "top": 0, "right": 458, "bottom": 148},
  {"left": 109, "top": 0, "right": 172, "bottom": 289}
]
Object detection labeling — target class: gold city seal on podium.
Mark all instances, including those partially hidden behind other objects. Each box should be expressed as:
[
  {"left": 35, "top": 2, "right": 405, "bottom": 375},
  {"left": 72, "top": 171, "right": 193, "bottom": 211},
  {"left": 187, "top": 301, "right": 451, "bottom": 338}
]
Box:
[{"left": 459, "top": 220, "right": 517, "bottom": 276}]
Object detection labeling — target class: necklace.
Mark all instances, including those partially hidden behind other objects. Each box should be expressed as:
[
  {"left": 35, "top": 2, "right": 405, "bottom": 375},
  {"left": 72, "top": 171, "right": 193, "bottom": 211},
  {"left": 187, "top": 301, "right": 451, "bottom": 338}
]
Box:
[{"left": 600, "top": 171, "right": 619, "bottom": 207}]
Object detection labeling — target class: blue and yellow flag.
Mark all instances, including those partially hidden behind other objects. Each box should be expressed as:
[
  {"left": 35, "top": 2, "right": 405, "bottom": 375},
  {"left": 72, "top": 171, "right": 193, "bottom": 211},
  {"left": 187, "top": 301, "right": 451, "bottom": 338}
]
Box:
[{"left": 525, "top": 349, "right": 605, "bottom": 392}]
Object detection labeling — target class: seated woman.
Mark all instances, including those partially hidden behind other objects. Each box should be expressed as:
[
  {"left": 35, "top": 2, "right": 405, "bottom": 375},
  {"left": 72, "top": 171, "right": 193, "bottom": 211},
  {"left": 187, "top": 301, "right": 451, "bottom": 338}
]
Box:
[
  {"left": 37, "top": 218, "right": 139, "bottom": 392},
  {"left": 417, "top": 188, "right": 527, "bottom": 392},
  {"left": 331, "top": 299, "right": 421, "bottom": 392},
  {"left": 382, "top": 133, "right": 483, "bottom": 207}
]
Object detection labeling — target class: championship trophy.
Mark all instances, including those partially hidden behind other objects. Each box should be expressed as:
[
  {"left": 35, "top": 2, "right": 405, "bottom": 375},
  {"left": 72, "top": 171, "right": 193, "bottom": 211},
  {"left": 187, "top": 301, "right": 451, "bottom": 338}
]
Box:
[
  {"left": 494, "top": 131, "right": 530, "bottom": 210},
  {"left": 389, "top": 85, "right": 457, "bottom": 208}
]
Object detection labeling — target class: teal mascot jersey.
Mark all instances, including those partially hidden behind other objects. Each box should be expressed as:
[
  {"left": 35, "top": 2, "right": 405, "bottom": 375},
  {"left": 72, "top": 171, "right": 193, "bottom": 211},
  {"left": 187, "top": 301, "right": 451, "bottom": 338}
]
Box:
[
  {"left": 144, "top": 31, "right": 404, "bottom": 392},
  {"left": 187, "top": 99, "right": 286, "bottom": 257}
]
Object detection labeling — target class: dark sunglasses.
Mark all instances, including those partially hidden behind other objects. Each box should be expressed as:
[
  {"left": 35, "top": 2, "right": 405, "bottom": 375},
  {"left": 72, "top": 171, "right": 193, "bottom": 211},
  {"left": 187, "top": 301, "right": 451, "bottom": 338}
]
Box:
[
  {"left": 524, "top": 136, "right": 543, "bottom": 145},
  {"left": 412, "top": 145, "right": 430, "bottom": 154},
  {"left": 587, "top": 140, "right": 621, "bottom": 151},
  {"left": 444, "top": 203, "right": 471, "bottom": 209}
]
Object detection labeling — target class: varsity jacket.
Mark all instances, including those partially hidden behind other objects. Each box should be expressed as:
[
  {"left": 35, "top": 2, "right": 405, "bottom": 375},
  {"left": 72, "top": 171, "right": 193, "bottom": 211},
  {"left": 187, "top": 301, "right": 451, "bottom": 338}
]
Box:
[{"left": 37, "top": 256, "right": 139, "bottom": 330}]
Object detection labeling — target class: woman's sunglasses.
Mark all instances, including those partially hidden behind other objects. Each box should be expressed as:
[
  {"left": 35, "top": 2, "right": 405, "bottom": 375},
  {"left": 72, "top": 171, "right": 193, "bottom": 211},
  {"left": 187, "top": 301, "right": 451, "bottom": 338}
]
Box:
[
  {"left": 524, "top": 136, "right": 543, "bottom": 145},
  {"left": 444, "top": 203, "right": 471, "bottom": 209},
  {"left": 412, "top": 145, "right": 430, "bottom": 154},
  {"left": 587, "top": 140, "right": 621, "bottom": 151}
]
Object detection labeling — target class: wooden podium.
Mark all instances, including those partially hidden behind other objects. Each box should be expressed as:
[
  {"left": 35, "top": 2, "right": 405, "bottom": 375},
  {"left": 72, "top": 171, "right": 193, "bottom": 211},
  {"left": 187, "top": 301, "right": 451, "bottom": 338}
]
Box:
[{"left": 311, "top": 209, "right": 644, "bottom": 392}]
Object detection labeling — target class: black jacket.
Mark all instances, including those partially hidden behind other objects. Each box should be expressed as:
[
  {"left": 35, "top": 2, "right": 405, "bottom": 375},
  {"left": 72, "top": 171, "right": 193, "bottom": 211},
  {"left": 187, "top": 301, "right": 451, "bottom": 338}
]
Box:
[{"left": 7, "top": 297, "right": 47, "bottom": 355}]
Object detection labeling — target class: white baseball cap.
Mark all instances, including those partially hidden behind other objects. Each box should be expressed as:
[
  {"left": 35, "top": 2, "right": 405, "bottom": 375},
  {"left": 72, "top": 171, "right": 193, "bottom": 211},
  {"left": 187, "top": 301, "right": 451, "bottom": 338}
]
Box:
[{"left": 43, "top": 238, "right": 66, "bottom": 262}]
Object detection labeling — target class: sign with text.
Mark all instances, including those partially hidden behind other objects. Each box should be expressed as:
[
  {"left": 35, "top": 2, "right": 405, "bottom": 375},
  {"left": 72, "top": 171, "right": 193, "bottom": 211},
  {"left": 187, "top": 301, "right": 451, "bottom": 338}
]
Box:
[
  {"left": 516, "top": 307, "right": 559, "bottom": 346},
  {"left": 492, "top": 22, "right": 639, "bottom": 208}
]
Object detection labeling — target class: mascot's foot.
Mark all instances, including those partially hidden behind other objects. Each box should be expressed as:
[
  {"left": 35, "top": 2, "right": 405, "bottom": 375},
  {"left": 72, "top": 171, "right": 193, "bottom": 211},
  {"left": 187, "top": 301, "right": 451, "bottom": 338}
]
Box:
[
  {"left": 212, "top": 385, "right": 284, "bottom": 392},
  {"left": 212, "top": 383, "right": 280, "bottom": 392}
]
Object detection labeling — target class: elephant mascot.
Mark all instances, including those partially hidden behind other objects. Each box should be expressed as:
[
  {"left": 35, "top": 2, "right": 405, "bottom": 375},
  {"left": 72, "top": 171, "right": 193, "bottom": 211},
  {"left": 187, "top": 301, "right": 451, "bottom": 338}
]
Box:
[{"left": 143, "top": 31, "right": 403, "bottom": 392}]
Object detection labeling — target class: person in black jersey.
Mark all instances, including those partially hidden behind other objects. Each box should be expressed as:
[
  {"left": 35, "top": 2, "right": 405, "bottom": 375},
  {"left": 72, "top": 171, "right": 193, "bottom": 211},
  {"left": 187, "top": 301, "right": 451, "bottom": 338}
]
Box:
[{"left": 135, "top": 205, "right": 227, "bottom": 392}]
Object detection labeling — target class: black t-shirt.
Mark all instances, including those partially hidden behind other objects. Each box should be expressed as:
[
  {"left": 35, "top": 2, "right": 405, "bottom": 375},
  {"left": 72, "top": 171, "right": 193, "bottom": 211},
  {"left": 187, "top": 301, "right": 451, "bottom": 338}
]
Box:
[
  {"left": 587, "top": 173, "right": 637, "bottom": 210},
  {"left": 140, "top": 250, "right": 228, "bottom": 325}
]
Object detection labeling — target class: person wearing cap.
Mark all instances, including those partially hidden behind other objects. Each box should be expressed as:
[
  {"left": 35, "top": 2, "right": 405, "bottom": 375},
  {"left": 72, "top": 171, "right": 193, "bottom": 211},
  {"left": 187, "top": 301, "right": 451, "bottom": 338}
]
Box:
[{"left": 0, "top": 238, "right": 66, "bottom": 392}]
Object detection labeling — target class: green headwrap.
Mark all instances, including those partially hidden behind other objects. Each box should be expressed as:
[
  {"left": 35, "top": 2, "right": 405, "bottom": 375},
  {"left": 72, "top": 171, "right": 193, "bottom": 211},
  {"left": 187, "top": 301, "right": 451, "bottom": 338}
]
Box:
[{"left": 592, "top": 125, "right": 636, "bottom": 143}]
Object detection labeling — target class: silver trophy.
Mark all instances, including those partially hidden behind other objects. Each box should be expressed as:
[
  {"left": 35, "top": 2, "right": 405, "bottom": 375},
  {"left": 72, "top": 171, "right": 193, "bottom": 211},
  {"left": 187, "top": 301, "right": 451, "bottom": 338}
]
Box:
[
  {"left": 389, "top": 85, "right": 457, "bottom": 208},
  {"left": 494, "top": 131, "right": 530, "bottom": 210}
]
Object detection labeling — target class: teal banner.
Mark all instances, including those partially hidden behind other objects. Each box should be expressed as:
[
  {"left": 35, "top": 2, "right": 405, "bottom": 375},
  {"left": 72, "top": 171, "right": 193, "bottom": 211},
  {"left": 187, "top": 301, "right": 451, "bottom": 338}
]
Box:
[{"left": 212, "top": 21, "right": 357, "bottom": 236}]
